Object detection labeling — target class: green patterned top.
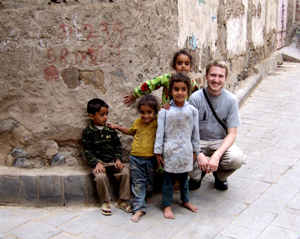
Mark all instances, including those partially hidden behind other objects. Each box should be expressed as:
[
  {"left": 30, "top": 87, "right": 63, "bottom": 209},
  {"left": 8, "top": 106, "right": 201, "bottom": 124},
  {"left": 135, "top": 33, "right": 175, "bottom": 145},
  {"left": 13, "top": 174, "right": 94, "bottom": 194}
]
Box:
[{"left": 132, "top": 73, "right": 199, "bottom": 106}]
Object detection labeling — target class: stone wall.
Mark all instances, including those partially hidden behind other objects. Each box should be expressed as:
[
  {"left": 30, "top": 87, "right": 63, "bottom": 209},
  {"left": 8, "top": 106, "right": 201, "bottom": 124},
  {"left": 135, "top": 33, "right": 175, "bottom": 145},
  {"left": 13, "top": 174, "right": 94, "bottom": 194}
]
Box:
[
  {"left": 178, "top": 0, "right": 279, "bottom": 93},
  {"left": 0, "top": 0, "right": 296, "bottom": 169},
  {"left": 0, "top": 0, "right": 179, "bottom": 167}
]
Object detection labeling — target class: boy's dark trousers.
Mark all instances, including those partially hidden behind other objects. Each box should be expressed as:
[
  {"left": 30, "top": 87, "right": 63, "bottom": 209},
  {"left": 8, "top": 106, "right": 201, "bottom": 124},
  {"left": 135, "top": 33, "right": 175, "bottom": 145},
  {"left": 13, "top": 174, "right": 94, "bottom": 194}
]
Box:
[{"left": 162, "top": 171, "right": 189, "bottom": 207}]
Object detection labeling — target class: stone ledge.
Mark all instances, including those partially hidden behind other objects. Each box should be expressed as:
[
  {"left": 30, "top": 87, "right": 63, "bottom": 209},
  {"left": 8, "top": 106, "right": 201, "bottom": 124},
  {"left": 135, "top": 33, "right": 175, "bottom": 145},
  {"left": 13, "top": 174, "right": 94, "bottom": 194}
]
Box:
[
  {"left": 235, "top": 74, "right": 262, "bottom": 108},
  {"left": 235, "top": 52, "right": 283, "bottom": 108},
  {"left": 0, "top": 166, "right": 113, "bottom": 207}
]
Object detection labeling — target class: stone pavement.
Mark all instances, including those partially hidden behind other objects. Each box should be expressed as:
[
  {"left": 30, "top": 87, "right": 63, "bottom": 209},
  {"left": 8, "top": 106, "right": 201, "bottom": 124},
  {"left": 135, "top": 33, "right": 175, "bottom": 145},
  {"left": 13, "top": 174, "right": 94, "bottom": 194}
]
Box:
[{"left": 1, "top": 51, "right": 300, "bottom": 238}]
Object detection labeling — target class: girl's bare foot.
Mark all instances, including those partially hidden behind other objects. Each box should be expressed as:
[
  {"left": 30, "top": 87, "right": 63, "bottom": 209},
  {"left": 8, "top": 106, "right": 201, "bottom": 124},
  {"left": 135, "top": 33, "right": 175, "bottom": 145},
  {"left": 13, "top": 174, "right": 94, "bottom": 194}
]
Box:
[
  {"left": 163, "top": 206, "right": 175, "bottom": 219},
  {"left": 181, "top": 202, "right": 198, "bottom": 213},
  {"left": 146, "top": 197, "right": 154, "bottom": 204},
  {"left": 131, "top": 211, "right": 144, "bottom": 222}
]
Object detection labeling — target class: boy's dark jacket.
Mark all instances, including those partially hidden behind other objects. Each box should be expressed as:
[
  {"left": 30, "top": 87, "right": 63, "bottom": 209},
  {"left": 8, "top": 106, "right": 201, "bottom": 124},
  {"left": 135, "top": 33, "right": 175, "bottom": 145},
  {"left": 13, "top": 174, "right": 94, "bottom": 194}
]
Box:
[{"left": 82, "top": 122, "right": 122, "bottom": 168}]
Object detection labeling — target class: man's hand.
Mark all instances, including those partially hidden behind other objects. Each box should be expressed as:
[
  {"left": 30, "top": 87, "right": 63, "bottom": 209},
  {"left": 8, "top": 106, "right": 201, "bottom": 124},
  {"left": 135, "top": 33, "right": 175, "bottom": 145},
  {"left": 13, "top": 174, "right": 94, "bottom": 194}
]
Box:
[
  {"left": 206, "top": 152, "right": 221, "bottom": 173},
  {"left": 205, "top": 127, "right": 236, "bottom": 173},
  {"left": 123, "top": 94, "right": 136, "bottom": 107},
  {"left": 115, "top": 159, "right": 125, "bottom": 170},
  {"left": 196, "top": 153, "right": 209, "bottom": 172},
  {"left": 95, "top": 162, "right": 106, "bottom": 173},
  {"left": 156, "top": 154, "right": 164, "bottom": 167}
]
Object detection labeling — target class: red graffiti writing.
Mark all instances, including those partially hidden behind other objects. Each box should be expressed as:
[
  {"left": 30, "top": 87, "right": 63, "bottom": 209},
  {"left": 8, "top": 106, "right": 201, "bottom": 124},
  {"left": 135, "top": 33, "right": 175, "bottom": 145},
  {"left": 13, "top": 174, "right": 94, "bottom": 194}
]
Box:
[
  {"left": 45, "top": 22, "right": 124, "bottom": 82},
  {"left": 47, "top": 48, "right": 57, "bottom": 63},
  {"left": 46, "top": 44, "right": 123, "bottom": 68},
  {"left": 60, "top": 24, "right": 73, "bottom": 39},
  {"left": 60, "top": 48, "right": 69, "bottom": 66},
  {"left": 44, "top": 65, "right": 60, "bottom": 82},
  {"left": 100, "top": 22, "right": 110, "bottom": 40},
  {"left": 84, "top": 24, "right": 98, "bottom": 40},
  {"left": 58, "top": 22, "right": 122, "bottom": 41},
  {"left": 113, "top": 22, "right": 122, "bottom": 39},
  {"left": 75, "top": 51, "right": 87, "bottom": 66},
  {"left": 87, "top": 45, "right": 103, "bottom": 65}
]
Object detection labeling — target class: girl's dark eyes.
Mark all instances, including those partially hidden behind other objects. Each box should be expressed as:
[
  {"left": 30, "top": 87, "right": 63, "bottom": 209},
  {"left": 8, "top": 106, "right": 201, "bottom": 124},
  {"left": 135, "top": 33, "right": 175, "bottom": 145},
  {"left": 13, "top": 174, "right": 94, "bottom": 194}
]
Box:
[
  {"left": 140, "top": 111, "right": 153, "bottom": 114},
  {"left": 173, "top": 88, "right": 187, "bottom": 91},
  {"left": 177, "top": 61, "right": 190, "bottom": 65}
]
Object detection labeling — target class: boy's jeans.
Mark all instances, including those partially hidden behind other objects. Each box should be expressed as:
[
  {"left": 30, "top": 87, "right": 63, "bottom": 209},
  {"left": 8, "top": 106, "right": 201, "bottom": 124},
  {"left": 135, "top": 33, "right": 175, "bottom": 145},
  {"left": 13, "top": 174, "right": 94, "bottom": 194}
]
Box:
[{"left": 129, "top": 155, "right": 156, "bottom": 214}]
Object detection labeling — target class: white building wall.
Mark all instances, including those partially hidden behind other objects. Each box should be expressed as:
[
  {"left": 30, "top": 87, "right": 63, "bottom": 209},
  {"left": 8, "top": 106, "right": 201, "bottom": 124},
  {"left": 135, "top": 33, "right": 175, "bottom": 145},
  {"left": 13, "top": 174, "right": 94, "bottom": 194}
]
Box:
[
  {"left": 226, "top": 0, "right": 248, "bottom": 58},
  {"left": 178, "top": 0, "right": 219, "bottom": 70},
  {"left": 266, "top": 0, "right": 278, "bottom": 32},
  {"left": 252, "top": 0, "right": 267, "bottom": 48}
]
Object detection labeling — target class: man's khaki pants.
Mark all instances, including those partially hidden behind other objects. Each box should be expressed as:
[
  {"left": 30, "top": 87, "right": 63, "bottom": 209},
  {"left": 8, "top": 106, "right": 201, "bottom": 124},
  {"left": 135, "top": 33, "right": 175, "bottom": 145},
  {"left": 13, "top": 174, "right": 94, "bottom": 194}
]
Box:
[{"left": 189, "top": 139, "right": 245, "bottom": 182}]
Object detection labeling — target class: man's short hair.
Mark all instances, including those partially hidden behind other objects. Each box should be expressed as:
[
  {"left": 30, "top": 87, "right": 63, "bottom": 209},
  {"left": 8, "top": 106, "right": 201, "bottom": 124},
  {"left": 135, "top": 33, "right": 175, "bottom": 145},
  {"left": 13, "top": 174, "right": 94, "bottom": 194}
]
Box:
[
  {"left": 87, "top": 98, "right": 109, "bottom": 115},
  {"left": 206, "top": 60, "right": 229, "bottom": 78}
]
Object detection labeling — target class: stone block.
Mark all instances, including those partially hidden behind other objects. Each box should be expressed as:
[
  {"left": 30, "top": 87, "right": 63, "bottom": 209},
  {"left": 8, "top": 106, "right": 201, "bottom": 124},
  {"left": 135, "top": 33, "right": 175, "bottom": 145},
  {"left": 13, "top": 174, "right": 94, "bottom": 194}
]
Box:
[
  {"left": 9, "top": 148, "right": 28, "bottom": 158},
  {"left": 282, "top": 54, "right": 300, "bottom": 62},
  {"left": 0, "top": 176, "right": 20, "bottom": 203},
  {"left": 65, "top": 154, "right": 78, "bottom": 166},
  {"left": 51, "top": 153, "right": 66, "bottom": 166},
  {"left": 61, "top": 67, "right": 80, "bottom": 89},
  {"left": 64, "top": 175, "right": 87, "bottom": 206},
  {"left": 80, "top": 70, "right": 106, "bottom": 93},
  {"left": 0, "top": 119, "right": 18, "bottom": 134},
  {"left": 13, "top": 157, "right": 44, "bottom": 168},
  {"left": 20, "top": 176, "right": 37, "bottom": 205},
  {"left": 27, "top": 140, "right": 58, "bottom": 159},
  {"left": 39, "top": 175, "right": 63, "bottom": 206}
]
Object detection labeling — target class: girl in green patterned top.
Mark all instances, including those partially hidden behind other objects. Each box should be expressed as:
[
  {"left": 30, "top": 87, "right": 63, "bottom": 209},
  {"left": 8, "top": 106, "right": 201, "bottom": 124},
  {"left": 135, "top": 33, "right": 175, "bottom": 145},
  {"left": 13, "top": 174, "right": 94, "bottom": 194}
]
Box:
[{"left": 123, "top": 49, "right": 199, "bottom": 109}]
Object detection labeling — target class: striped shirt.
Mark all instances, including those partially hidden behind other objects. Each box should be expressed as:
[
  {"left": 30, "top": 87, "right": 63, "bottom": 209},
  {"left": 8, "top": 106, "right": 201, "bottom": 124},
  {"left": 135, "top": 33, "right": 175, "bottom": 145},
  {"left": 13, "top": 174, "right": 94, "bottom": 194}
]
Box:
[{"left": 82, "top": 122, "right": 122, "bottom": 168}]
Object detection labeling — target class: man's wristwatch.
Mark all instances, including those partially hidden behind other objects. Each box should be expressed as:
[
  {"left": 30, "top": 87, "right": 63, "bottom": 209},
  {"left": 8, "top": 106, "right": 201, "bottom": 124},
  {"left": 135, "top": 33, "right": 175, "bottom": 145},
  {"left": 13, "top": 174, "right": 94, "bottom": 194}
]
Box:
[{"left": 195, "top": 150, "right": 203, "bottom": 156}]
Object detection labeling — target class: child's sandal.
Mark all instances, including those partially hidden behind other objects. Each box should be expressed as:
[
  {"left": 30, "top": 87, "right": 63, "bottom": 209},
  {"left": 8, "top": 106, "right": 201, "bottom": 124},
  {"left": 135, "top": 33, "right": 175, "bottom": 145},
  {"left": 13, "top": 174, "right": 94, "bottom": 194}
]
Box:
[
  {"left": 101, "top": 203, "right": 112, "bottom": 216},
  {"left": 115, "top": 201, "right": 132, "bottom": 213}
]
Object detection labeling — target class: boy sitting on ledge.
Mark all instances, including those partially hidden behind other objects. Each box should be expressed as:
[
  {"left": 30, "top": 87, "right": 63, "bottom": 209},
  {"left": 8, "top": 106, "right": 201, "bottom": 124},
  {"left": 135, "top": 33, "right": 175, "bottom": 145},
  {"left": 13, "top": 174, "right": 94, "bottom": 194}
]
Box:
[{"left": 82, "top": 98, "right": 132, "bottom": 216}]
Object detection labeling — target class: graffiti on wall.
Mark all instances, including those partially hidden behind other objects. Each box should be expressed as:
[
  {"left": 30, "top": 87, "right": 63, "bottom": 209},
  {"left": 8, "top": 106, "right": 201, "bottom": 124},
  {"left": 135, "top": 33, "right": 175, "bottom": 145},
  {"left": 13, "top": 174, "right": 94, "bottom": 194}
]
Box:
[
  {"left": 198, "top": 0, "right": 206, "bottom": 6},
  {"left": 44, "top": 22, "right": 123, "bottom": 84},
  {"left": 212, "top": 14, "right": 216, "bottom": 22},
  {"left": 189, "top": 35, "right": 197, "bottom": 50},
  {"left": 44, "top": 65, "right": 60, "bottom": 82}
]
